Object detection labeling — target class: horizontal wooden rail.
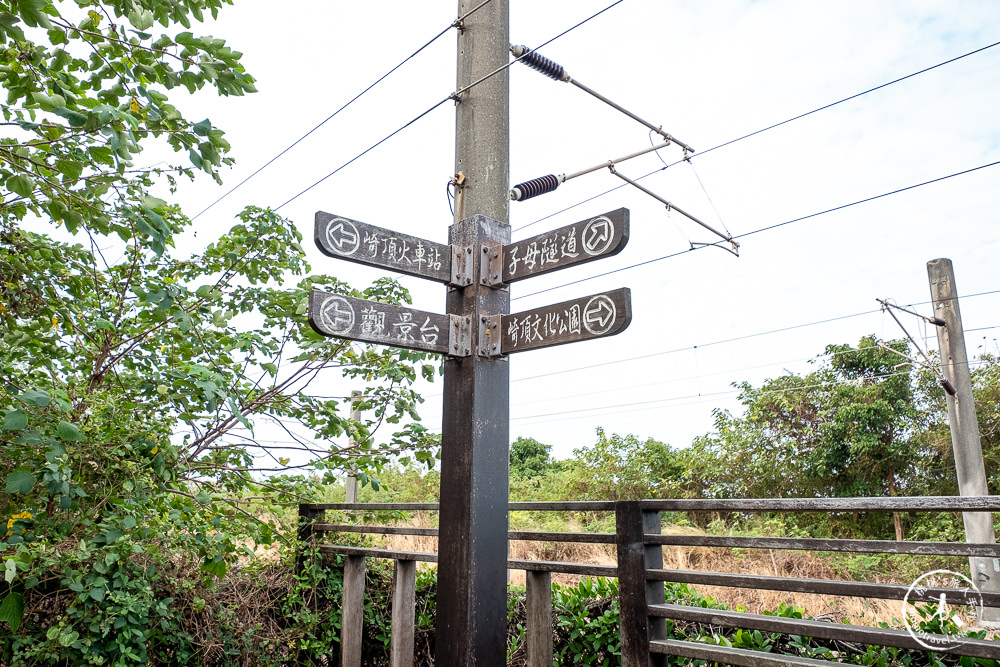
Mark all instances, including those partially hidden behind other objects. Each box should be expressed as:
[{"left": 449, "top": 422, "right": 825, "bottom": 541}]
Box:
[
  {"left": 313, "top": 524, "right": 438, "bottom": 537},
  {"left": 318, "top": 545, "right": 439, "bottom": 563},
  {"left": 649, "top": 639, "right": 835, "bottom": 667},
  {"left": 302, "top": 502, "right": 440, "bottom": 511},
  {"left": 508, "top": 559, "right": 617, "bottom": 577},
  {"left": 649, "top": 603, "right": 1000, "bottom": 659},
  {"left": 646, "top": 568, "right": 1000, "bottom": 607},
  {"left": 509, "top": 530, "right": 616, "bottom": 543},
  {"left": 646, "top": 534, "right": 1000, "bottom": 557},
  {"left": 303, "top": 501, "right": 618, "bottom": 512},
  {"left": 641, "top": 496, "right": 1000, "bottom": 512},
  {"left": 311, "top": 524, "right": 615, "bottom": 544}
]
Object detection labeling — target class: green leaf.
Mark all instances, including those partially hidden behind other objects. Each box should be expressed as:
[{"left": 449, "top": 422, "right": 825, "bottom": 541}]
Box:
[
  {"left": 2, "top": 409, "right": 27, "bottom": 431},
  {"left": 4, "top": 559, "right": 15, "bottom": 584},
  {"left": 104, "top": 529, "right": 123, "bottom": 545},
  {"left": 126, "top": 9, "right": 153, "bottom": 30},
  {"left": 16, "top": 0, "right": 50, "bottom": 29},
  {"left": 94, "top": 319, "right": 113, "bottom": 330},
  {"left": 56, "top": 421, "right": 84, "bottom": 442},
  {"left": 55, "top": 159, "right": 84, "bottom": 181},
  {"left": 6, "top": 174, "right": 35, "bottom": 198},
  {"left": 18, "top": 389, "right": 50, "bottom": 407},
  {"left": 192, "top": 118, "right": 212, "bottom": 136},
  {"left": 31, "top": 91, "right": 65, "bottom": 111},
  {"left": 0, "top": 592, "right": 24, "bottom": 633},
  {"left": 5, "top": 470, "right": 35, "bottom": 494},
  {"left": 88, "top": 587, "right": 104, "bottom": 602},
  {"left": 51, "top": 106, "right": 88, "bottom": 127},
  {"left": 195, "top": 492, "right": 212, "bottom": 504}
]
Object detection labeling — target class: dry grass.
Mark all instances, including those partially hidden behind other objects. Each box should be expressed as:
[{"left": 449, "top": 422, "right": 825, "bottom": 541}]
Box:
[{"left": 377, "top": 520, "right": 995, "bottom": 632}]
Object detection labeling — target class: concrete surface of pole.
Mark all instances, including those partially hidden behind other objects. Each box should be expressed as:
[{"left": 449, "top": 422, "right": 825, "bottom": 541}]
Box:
[
  {"left": 928, "top": 257, "right": 1000, "bottom": 625},
  {"left": 435, "top": 0, "right": 511, "bottom": 664}
]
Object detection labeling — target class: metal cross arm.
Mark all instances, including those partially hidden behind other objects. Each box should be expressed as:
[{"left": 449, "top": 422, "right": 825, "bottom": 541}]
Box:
[
  {"left": 877, "top": 297, "right": 956, "bottom": 395},
  {"left": 608, "top": 166, "right": 740, "bottom": 256},
  {"left": 509, "top": 44, "right": 693, "bottom": 153}
]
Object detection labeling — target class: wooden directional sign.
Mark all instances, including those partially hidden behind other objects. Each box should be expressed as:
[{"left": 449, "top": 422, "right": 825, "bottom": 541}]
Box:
[
  {"left": 498, "top": 287, "right": 631, "bottom": 354},
  {"left": 308, "top": 290, "right": 463, "bottom": 355},
  {"left": 315, "top": 212, "right": 453, "bottom": 283},
  {"left": 501, "top": 209, "right": 629, "bottom": 284}
]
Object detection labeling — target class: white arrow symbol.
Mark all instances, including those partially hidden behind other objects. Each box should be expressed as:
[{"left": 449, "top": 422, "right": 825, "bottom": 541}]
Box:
[
  {"left": 329, "top": 221, "right": 359, "bottom": 251},
  {"left": 583, "top": 217, "right": 614, "bottom": 255},
  {"left": 585, "top": 299, "right": 614, "bottom": 328}
]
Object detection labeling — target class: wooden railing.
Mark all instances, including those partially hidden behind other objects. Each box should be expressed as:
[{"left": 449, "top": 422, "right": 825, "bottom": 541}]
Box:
[{"left": 298, "top": 497, "right": 1000, "bottom": 666}]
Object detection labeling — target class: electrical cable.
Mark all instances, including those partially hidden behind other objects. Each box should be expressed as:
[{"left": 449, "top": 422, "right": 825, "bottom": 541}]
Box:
[
  {"left": 273, "top": 0, "right": 625, "bottom": 212},
  {"left": 507, "top": 289, "right": 1000, "bottom": 383},
  {"left": 512, "top": 38, "right": 1000, "bottom": 234},
  {"left": 513, "top": 159, "right": 1000, "bottom": 301},
  {"left": 190, "top": 4, "right": 489, "bottom": 221}
]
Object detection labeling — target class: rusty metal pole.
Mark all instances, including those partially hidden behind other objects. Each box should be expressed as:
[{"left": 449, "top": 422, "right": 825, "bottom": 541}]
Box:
[
  {"left": 928, "top": 258, "right": 1000, "bottom": 625},
  {"left": 435, "top": 0, "right": 510, "bottom": 664}
]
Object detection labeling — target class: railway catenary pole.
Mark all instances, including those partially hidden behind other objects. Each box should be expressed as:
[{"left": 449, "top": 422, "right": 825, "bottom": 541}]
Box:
[
  {"left": 435, "top": 0, "right": 511, "bottom": 663},
  {"left": 928, "top": 258, "right": 1000, "bottom": 625}
]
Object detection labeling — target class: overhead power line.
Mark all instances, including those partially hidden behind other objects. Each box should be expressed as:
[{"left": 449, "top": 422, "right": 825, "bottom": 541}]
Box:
[
  {"left": 191, "top": 3, "right": 496, "bottom": 221},
  {"left": 513, "top": 38, "right": 1000, "bottom": 234},
  {"left": 273, "top": 0, "right": 625, "bottom": 212},
  {"left": 514, "top": 159, "right": 1000, "bottom": 301}
]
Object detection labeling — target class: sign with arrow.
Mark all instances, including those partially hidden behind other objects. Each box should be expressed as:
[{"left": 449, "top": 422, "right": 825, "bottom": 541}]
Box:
[
  {"left": 309, "top": 290, "right": 469, "bottom": 356},
  {"left": 499, "top": 209, "right": 629, "bottom": 284},
  {"left": 315, "top": 212, "right": 454, "bottom": 283},
  {"left": 496, "top": 287, "right": 631, "bottom": 354}
]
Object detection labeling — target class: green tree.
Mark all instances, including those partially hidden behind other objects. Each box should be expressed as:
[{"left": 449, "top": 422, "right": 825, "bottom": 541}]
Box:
[
  {"left": 0, "top": 0, "right": 438, "bottom": 658},
  {"left": 566, "top": 428, "right": 683, "bottom": 501},
  {"left": 509, "top": 436, "right": 554, "bottom": 480}
]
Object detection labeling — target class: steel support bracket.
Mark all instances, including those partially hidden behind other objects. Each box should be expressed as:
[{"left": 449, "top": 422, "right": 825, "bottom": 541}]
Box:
[
  {"left": 477, "top": 313, "right": 502, "bottom": 358},
  {"left": 450, "top": 244, "right": 475, "bottom": 288},
  {"left": 448, "top": 314, "right": 472, "bottom": 357},
  {"left": 479, "top": 241, "right": 504, "bottom": 287}
]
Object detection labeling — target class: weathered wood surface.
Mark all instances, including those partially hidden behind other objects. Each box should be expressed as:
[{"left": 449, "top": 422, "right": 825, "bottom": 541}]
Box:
[
  {"left": 507, "top": 559, "right": 618, "bottom": 577},
  {"left": 646, "top": 569, "right": 1000, "bottom": 607},
  {"left": 649, "top": 640, "right": 837, "bottom": 667},
  {"left": 509, "top": 501, "right": 615, "bottom": 511},
  {"left": 617, "top": 502, "right": 666, "bottom": 667},
  {"left": 510, "top": 530, "right": 615, "bottom": 544},
  {"left": 312, "top": 524, "right": 439, "bottom": 537},
  {"left": 526, "top": 571, "right": 553, "bottom": 667},
  {"left": 315, "top": 211, "right": 452, "bottom": 283},
  {"left": 502, "top": 209, "right": 629, "bottom": 283},
  {"left": 649, "top": 604, "right": 1000, "bottom": 659},
  {"left": 390, "top": 560, "right": 416, "bottom": 667},
  {"left": 502, "top": 288, "right": 631, "bottom": 354},
  {"left": 318, "top": 544, "right": 439, "bottom": 563},
  {"left": 646, "top": 534, "right": 1000, "bottom": 557},
  {"left": 303, "top": 502, "right": 441, "bottom": 511},
  {"left": 640, "top": 496, "right": 1000, "bottom": 512},
  {"left": 340, "top": 555, "right": 366, "bottom": 667},
  {"left": 296, "top": 506, "right": 321, "bottom": 576},
  {"left": 309, "top": 290, "right": 451, "bottom": 354}
]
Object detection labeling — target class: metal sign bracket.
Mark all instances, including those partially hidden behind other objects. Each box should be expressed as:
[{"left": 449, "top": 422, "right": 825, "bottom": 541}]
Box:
[
  {"left": 450, "top": 244, "right": 475, "bottom": 287},
  {"left": 479, "top": 241, "right": 504, "bottom": 287},
  {"left": 477, "top": 313, "right": 502, "bottom": 358},
  {"left": 449, "top": 314, "right": 473, "bottom": 357}
]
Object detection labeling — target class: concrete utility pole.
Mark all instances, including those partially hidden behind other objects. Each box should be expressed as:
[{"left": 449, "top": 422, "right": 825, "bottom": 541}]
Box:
[
  {"left": 927, "top": 258, "right": 1000, "bottom": 625},
  {"left": 344, "top": 391, "right": 361, "bottom": 503},
  {"left": 435, "top": 0, "right": 510, "bottom": 664}
]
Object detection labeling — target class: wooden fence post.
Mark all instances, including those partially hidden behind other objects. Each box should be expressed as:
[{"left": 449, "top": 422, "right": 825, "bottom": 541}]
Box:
[
  {"left": 341, "top": 555, "right": 366, "bottom": 667},
  {"left": 526, "top": 570, "right": 553, "bottom": 667},
  {"left": 390, "top": 560, "right": 416, "bottom": 667},
  {"left": 617, "top": 501, "right": 666, "bottom": 667},
  {"left": 296, "top": 505, "right": 322, "bottom": 577}
]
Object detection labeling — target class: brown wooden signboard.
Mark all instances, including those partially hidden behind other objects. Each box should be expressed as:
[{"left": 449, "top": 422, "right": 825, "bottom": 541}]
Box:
[
  {"left": 308, "top": 290, "right": 453, "bottom": 355},
  {"left": 315, "top": 211, "right": 452, "bottom": 283},
  {"left": 502, "top": 209, "right": 629, "bottom": 284},
  {"left": 500, "top": 287, "right": 631, "bottom": 354}
]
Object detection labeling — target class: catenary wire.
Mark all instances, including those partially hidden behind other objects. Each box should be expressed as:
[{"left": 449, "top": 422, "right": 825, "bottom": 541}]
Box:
[
  {"left": 507, "top": 289, "right": 1000, "bottom": 383},
  {"left": 190, "top": 3, "right": 495, "bottom": 221},
  {"left": 513, "top": 38, "right": 1000, "bottom": 234},
  {"left": 273, "top": 0, "right": 625, "bottom": 212},
  {"left": 513, "top": 159, "right": 1000, "bottom": 301}
]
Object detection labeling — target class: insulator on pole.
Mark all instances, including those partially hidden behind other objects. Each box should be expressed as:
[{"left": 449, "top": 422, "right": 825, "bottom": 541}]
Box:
[
  {"left": 511, "top": 45, "right": 570, "bottom": 82},
  {"left": 940, "top": 377, "right": 958, "bottom": 396},
  {"left": 510, "top": 174, "right": 561, "bottom": 201}
]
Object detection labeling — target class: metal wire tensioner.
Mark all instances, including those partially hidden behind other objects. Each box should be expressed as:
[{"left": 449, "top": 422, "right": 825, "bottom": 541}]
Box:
[{"left": 510, "top": 44, "right": 693, "bottom": 153}]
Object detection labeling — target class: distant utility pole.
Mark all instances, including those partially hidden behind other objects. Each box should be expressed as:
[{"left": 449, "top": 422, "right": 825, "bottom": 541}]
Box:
[
  {"left": 435, "top": 0, "right": 510, "bottom": 664},
  {"left": 927, "top": 258, "right": 1000, "bottom": 625},
  {"left": 344, "top": 391, "right": 361, "bottom": 503}
]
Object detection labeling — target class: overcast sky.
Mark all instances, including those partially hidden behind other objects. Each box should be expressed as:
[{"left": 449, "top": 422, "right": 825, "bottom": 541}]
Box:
[{"left": 167, "top": 0, "right": 1000, "bottom": 461}]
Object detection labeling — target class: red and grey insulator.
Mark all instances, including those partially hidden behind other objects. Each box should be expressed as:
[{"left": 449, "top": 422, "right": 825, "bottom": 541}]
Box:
[
  {"left": 510, "top": 174, "right": 562, "bottom": 201},
  {"left": 511, "top": 45, "right": 570, "bottom": 82}
]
